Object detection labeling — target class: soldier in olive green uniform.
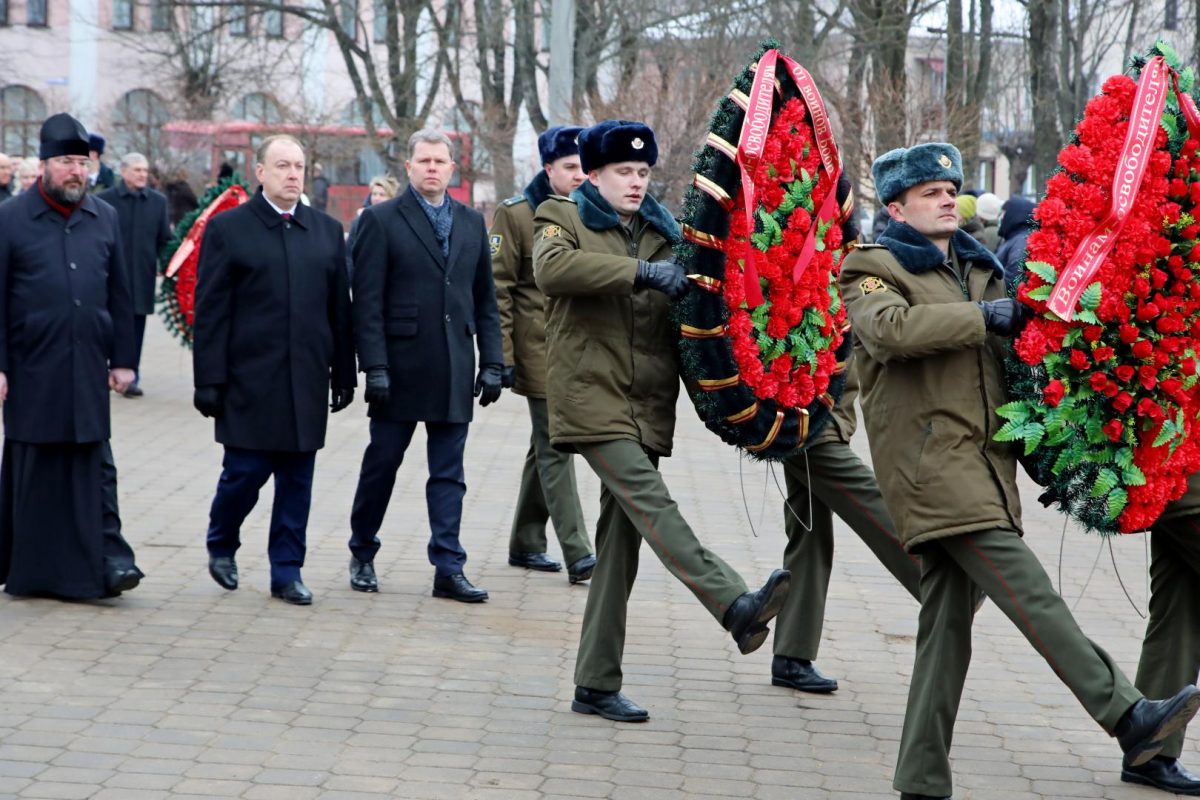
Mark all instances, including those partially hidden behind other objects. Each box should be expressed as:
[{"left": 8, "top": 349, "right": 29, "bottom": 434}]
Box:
[
  {"left": 842, "top": 142, "right": 1200, "bottom": 800},
  {"left": 1127, "top": 472, "right": 1200, "bottom": 794},
  {"left": 491, "top": 126, "right": 596, "bottom": 583},
  {"left": 772, "top": 176, "right": 921, "bottom": 693},
  {"left": 533, "top": 120, "right": 790, "bottom": 723}
]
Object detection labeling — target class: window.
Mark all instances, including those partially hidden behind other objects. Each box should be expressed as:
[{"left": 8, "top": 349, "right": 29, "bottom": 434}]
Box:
[
  {"left": 150, "top": 0, "right": 171, "bottom": 31},
  {"left": 339, "top": 0, "right": 356, "bottom": 37},
  {"left": 228, "top": 3, "right": 248, "bottom": 35},
  {"left": 264, "top": 5, "right": 282, "bottom": 37},
  {"left": 372, "top": 0, "right": 386, "bottom": 42},
  {"left": 112, "top": 88, "right": 169, "bottom": 161},
  {"left": 0, "top": 0, "right": 8, "bottom": 27},
  {"left": 1166, "top": 0, "right": 1179, "bottom": 30},
  {"left": 233, "top": 92, "right": 283, "bottom": 124},
  {"left": 26, "top": 0, "right": 47, "bottom": 26},
  {"left": 112, "top": 0, "right": 133, "bottom": 29},
  {"left": 0, "top": 85, "right": 47, "bottom": 157}
]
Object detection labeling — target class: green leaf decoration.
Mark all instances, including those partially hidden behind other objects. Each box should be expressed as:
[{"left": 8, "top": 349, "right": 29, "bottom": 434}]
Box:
[
  {"left": 1076, "top": 309, "right": 1101, "bottom": 325},
  {"left": 1079, "top": 282, "right": 1102, "bottom": 311},
  {"left": 1051, "top": 446, "right": 1075, "bottom": 477},
  {"left": 1115, "top": 448, "right": 1135, "bottom": 470},
  {"left": 1025, "top": 261, "right": 1058, "bottom": 283},
  {"left": 1023, "top": 422, "right": 1046, "bottom": 456},
  {"left": 1122, "top": 464, "right": 1147, "bottom": 486},
  {"left": 995, "top": 401, "right": 1032, "bottom": 423},
  {"left": 1085, "top": 416, "right": 1108, "bottom": 444},
  {"left": 1026, "top": 285, "right": 1053, "bottom": 302},
  {"left": 1153, "top": 419, "right": 1178, "bottom": 448},
  {"left": 1090, "top": 467, "right": 1120, "bottom": 498},
  {"left": 1106, "top": 487, "right": 1129, "bottom": 521}
]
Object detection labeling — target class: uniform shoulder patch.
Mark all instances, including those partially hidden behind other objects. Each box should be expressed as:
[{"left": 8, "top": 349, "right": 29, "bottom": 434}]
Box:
[
  {"left": 548, "top": 194, "right": 577, "bottom": 204},
  {"left": 859, "top": 276, "right": 888, "bottom": 295},
  {"left": 501, "top": 195, "right": 524, "bottom": 207},
  {"left": 542, "top": 225, "right": 562, "bottom": 240},
  {"left": 489, "top": 234, "right": 503, "bottom": 255}
]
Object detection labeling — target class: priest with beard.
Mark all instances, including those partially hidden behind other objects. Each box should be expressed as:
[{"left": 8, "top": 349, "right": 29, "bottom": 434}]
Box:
[{"left": 0, "top": 113, "right": 143, "bottom": 600}]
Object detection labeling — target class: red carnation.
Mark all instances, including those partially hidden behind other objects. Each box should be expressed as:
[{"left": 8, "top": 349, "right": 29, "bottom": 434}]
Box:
[
  {"left": 1043, "top": 379, "right": 1066, "bottom": 407},
  {"left": 1112, "top": 392, "right": 1135, "bottom": 412},
  {"left": 1119, "top": 324, "right": 1141, "bottom": 343},
  {"left": 1133, "top": 339, "right": 1155, "bottom": 359},
  {"left": 1139, "top": 365, "right": 1158, "bottom": 390},
  {"left": 1103, "top": 419, "right": 1124, "bottom": 442},
  {"left": 1089, "top": 372, "right": 1109, "bottom": 392},
  {"left": 1115, "top": 364, "right": 1136, "bottom": 382},
  {"left": 1093, "top": 346, "right": 1115, "bottom": 362},
  {"left": 1083, "top": 326, "right": 1103, "bottom": 343},
  {"left": 1070, "top": 349, "right": 1091, "bottom": 370}
]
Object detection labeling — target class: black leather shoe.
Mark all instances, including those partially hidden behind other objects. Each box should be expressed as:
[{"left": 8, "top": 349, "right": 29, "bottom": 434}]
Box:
[
  {"left": 432, "top": 573, "right": 488, "bottom": 603},
  {"left": 271, "top": 581, "right": 313, "bottom": 605},
  {"left": 1117, "top": 686, "right": 1200, "bottom": 768},
  {"left": 571, "top": 686, "right": 649, "bottom": 722},
  {"left": 104, "top": 566, "right": 144, "bottom": 597},
  {"left": 899, "top": 793, "right": 951, "bottom": 800},
  {"left": 349, "top": 557, "right": 378, "bottom": 592},
  {"left": 567, "top": 554, "right": 596, "bottom": 584},
  {"left": 1123, "top": 756, "right": 1200, "bottom": 795},
  {"left": 123, "top": 384, "right": 144, "bottom": 398},
  {"left": 508, "top": 551, "right": 562, "bottom": 572},
  {"left": 723, "top": 569, "right": 790, "bottom": 655},
  {"left": 208, "top": 556, "right": 238, "bottom": 591},
  {"left": 771, "top": 655, "right": 838, "bottom": 693}
]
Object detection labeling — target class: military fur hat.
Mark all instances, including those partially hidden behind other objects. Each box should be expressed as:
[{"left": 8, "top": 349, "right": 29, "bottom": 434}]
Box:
[
  {"left": 87, "top": 132, "right": 106, "bottom": 155},
  {"left": 538, "top": 125, "right": 584, "bottom": 165},
  {"left": 39, "top": 113, "right": 91, "bottom": 160},
  {"left": 578, "top": 120, "right": 658, "bottom": 172},
  {"left": 872, "top": 142, "right": 963, "bottom": 205}
]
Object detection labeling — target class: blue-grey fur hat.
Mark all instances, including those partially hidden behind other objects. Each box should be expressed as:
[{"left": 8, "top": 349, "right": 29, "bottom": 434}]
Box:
[
  {"left": 872, "top": 143, "right": 963, "bottom": 204},
  {"left": 537, "top": 125, "right": 584, "bottom": 165},
  {"left": 578, "top": 120, "right": 658, "bottom": 173}
]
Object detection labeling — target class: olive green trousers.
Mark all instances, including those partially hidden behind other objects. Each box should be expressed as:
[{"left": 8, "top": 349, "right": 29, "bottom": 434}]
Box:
[
  {"left": 776, "top": 439, "right": 921, "bottom": 660},
  {"left": 894, "top": 528, "right": 1142, "bottom": 796},
  {"left": 573, "top": 439, "right": 749, "bottom": 692},
  {"left": 507, "top": 398, "right": 592, "bottom": 566},
  {"left": 1135, "top": 516, "right": 1200, "bottom": 760}
]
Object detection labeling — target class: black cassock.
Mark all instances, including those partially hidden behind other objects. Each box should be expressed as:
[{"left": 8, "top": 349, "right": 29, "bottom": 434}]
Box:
[{"left": 0, "top": 186, "right": 138, "bottom": 599}]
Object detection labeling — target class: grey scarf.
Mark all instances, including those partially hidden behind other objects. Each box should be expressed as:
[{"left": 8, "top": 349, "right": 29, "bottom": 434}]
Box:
[{"left": 412, "top": 185, "right": 453, "bottom": 258}]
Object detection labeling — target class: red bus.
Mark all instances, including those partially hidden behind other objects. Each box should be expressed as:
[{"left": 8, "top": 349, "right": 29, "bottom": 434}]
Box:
[{"left": 160, "top": 120, "right": 473, "bottom": 227}]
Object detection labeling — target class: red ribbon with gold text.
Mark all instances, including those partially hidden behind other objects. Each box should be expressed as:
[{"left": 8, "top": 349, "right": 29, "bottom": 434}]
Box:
[
  {"left": 165, "top": 184, "right": 250, "bottom": 279},
  {"left": 1048, "top": 56, "right": 1171, "bottom": 319},
  {"left": 735, "top": 50, "right": 841, "bottom": 308}
]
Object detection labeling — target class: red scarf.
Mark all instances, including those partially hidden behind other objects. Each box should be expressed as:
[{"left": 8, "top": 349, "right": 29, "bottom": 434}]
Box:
[{"left": 37, "top": 177, "right": 80, "bottom": 219}]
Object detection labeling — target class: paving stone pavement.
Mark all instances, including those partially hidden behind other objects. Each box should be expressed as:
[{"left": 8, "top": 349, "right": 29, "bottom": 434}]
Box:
[{"left": 0, "top": 322, "right": 1193, "bottom": 800}]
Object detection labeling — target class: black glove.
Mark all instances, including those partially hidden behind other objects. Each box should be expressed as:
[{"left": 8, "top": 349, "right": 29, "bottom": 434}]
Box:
[
  {"left": 364, "top": 367, "right": 390, "bottom": 405},
  {"left": 976, "top": 298, "right": 1030, "bottom": 336},
  {"left": 330, "top": 387, "right": 354, "bottom": 413},
  {"left": 501, "top": 365, "right": 516, "bottom": 389},
  {"left": 474, "top": 363, "right": 503, "bottom": 407},
  {"left": 193, "top": 384, "right": 224, "bottom": 418},
  {"left": 634, "top": 258, "right": 689, "bottom": 300}
]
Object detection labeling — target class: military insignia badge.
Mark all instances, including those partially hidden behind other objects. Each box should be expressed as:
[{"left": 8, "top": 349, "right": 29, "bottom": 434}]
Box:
[
  {"left": 938, "top": 154, "right": 953, "bottom": 168},
  {"left": 489, "top": 234, "right": 502, "bottom": 256},
  {"left": 631, "top": 137, "right": 644, "bottom": 150},
  {"left": 542, "top": 225, "right": 562, "bottom": 240},
  {"left": 859, "top": 276, "right": 887, "bottom": 295}
]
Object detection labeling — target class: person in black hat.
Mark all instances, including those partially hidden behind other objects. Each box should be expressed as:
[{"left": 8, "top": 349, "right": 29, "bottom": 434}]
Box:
[
  {"left": 532, "top": 119, "right": 790, "bottom": 723},
  {"left": 87, "top": 133, "right": 115, "bottom": 194},
  {"left": 0, "top": 112, "right": 143, "bottom": 600},
  {"left": 490, "top": 125, "right": 596, "bottom": 587}
]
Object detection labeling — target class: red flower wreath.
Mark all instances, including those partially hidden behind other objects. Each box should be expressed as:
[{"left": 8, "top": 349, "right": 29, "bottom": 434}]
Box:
[
  {"left": 721, "top": 97, "right": 846, "bottom": 411},
  {"left": 1000, "top": 55, "right": 1200, "bottom": 533}
]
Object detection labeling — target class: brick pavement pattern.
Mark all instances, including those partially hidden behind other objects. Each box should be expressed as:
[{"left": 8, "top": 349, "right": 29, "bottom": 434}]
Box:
[{"left": 0, "top": 323, "right": 1191, "bottom": 799}]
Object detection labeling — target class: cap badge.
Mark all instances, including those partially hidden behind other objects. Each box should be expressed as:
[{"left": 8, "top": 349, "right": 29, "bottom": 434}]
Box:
[
  {"left": 631, "top": 137, "right": 644, "bottom": 150},
  {"left": 938, "top": 154, "right": 952, "bottom": 168}
]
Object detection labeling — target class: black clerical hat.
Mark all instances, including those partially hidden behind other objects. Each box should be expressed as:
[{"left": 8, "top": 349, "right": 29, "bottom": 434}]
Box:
[{"left": 39, "top": 113, "right": 91, "bottom": 160}]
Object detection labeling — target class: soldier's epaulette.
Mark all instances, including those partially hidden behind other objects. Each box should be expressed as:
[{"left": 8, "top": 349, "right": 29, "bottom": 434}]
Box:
[
  {"left": 501, "top": 195, "right": 524, "bottom": 206},
  {"left": 547, "top": 194, "right": 577, "bottom": 203}
]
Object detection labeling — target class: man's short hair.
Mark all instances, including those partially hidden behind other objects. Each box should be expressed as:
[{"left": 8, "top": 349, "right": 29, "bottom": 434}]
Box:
[
  {"left": 120, "top": 152, "right": 149, "bottom": 170},
  {"left": 407, "top": 129, "right": 453, "bottom": 160},
  {"left": 256, "top": 134, "right": 305, "bottom": 165}
]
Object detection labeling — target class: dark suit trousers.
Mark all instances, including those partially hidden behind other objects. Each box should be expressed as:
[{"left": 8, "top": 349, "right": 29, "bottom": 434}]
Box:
[
  {"left": 132, "top": 314, "right": 146, "bottom": 381},
  {"left": 349, "top": 420, "right": 470, "bottom": 577},
  {"left": 205, "top": 446, "right": 316, "bottom": 586}
]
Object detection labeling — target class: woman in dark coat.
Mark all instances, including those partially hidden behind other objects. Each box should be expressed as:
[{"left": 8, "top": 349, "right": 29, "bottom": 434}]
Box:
[{"left": 996, "top": 195, "right": 1036, "bottom": 286}]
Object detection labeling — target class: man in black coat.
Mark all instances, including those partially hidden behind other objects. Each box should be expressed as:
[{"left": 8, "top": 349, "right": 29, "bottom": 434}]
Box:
[
  {"left": 348, "top": 128, "right": 503, "bottom": 601},
  {"left": 87, "top": 134, "right": 115, "bottom": 194},
  {"left": 98, "top": 152, "right": 172, "bottom": 397},
  {"left": 193, "top": 134, "right": 356, "bottom": 606},
  {"left": 0, "top": 113, "right": 143, "bottom": 600}
]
